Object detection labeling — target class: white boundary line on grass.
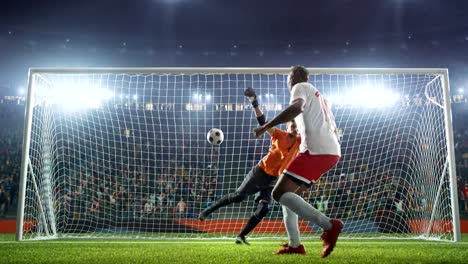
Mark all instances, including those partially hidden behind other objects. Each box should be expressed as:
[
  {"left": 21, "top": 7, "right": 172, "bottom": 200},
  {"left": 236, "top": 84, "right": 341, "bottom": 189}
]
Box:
[{"left": 1, "top": 241, "right": 467, "bottom": 245}]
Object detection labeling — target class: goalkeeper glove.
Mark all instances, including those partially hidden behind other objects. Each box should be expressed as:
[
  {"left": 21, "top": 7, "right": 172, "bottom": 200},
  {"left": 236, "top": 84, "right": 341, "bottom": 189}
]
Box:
[{"left": 244, "top": 87, "right": 259, "bottom": 108}]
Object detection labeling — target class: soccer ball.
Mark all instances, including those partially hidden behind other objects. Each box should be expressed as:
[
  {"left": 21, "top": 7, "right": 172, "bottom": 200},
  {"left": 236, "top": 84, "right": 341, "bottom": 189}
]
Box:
[{"left": 207, "top": 128, "right": 224, "bottom": 145}]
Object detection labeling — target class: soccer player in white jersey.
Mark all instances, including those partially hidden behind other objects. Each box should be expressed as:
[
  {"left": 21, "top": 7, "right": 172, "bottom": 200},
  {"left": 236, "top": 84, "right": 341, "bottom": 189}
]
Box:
[{"left": 254, "top": 66, "right": 343, "bottom": 258}]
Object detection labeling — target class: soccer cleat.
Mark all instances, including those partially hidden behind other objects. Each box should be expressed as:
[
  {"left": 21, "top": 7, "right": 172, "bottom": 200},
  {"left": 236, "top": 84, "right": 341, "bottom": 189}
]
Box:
[
  {"left": 320, "top": 219, "right": 344, "bottom": 258},
  {"left": 198, "top": 208, "right": 211, "bottom": 221},
  {"left": 235, "top": 236, "right": 250, "bottom": 245},
  {"left": 272, "top": 243, "right": 306, "bottom": 255}
]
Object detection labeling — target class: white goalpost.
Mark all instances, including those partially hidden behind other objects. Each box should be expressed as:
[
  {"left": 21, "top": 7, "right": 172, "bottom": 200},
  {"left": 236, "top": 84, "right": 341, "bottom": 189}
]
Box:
[{"left": 17, "top": 68, "right": 461, "bottom": 242}]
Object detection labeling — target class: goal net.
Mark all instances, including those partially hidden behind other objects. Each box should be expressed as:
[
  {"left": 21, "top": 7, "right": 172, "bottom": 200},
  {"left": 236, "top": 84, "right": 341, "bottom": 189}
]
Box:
[{"left": 17, "top": 68, "right": 460, "bottom": 241}]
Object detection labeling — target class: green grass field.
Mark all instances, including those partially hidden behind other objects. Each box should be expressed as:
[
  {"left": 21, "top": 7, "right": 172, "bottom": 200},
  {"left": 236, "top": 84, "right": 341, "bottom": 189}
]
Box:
[{"left": 1, "top": 234, "right": 468, "bottom": 264}]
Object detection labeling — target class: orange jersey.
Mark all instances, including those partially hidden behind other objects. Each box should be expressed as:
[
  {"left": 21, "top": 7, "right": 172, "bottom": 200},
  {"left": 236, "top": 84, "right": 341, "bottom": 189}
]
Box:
[{"left": 259, "top": 128, "right": 301, "bottom": 176}]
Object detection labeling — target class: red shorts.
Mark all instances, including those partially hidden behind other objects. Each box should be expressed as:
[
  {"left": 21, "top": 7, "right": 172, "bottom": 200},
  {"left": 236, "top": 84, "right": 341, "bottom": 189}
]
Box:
[{"left": 284, "top": 153, "right": 340, "bottom": 184}]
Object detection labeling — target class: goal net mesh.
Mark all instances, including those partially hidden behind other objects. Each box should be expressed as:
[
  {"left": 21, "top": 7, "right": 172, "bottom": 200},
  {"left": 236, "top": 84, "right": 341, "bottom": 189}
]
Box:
[{"left": 19, "top": 69, "right": 456, "bottom": 241}]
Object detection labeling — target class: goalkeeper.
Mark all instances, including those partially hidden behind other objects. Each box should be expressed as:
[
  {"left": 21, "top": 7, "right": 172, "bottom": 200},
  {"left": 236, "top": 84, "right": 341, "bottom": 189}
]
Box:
[{"left": 199, "top": 87, "right": 301, "bottom": 245}]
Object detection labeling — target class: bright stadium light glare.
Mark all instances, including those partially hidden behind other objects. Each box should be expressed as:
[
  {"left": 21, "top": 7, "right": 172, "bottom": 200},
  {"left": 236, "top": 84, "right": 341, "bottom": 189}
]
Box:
[
  {"left": 327, "top": 94, "right": 343, "bottom": 107},
  {"left": 458, "top": 88, "right": 464, "bottom": 94},
  {"left": 133, "top": 94, "right": 138, "bottom": 100},
  {"left": 355, "top": 86, "right": 399, "bottom": 108},
  {"left": 18, "top": 87, "right": 25, "bottom": 95},
  {"left": 205, "top": 94, "right": 211, "bottom": 101},
  {"left": 47, "top": 82, "right": 113, "bottom": 111},
  {"left": 329, "top": 85, "right": 400, "bottom": 108}
]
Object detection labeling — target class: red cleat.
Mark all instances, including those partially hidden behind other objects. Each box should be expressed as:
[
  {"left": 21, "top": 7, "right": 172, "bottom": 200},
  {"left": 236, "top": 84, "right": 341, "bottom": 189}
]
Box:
[
  {"left": 320, "top": 219, "right": 343, "bottom": 258},
  {"left": 273, "top": 243, "right": 306, "bottom": 255}
]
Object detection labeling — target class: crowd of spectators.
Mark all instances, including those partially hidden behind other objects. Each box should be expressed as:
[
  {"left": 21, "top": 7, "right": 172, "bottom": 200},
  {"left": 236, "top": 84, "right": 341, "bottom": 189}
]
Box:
[
  {"left": 0, "top": 103, "right": 21, "bottom": 217},
  {"left": 453, "top": 103, "right": 468, "bottom": 215},
  {"left": 53, "top": 160, "right": 220, "bottom": 222}
]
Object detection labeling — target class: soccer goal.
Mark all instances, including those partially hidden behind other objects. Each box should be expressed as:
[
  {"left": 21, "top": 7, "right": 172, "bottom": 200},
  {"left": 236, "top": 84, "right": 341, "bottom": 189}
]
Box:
[{"left": 17, "top": 68, "right": 461, "bottom": 242}]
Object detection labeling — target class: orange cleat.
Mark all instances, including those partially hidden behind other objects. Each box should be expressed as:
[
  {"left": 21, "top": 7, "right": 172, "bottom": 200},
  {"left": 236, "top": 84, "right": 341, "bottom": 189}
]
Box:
[
  {"left": 320, "top": 219, "right": 344, "bottom": 258},
  {"left": 272, "top": 243, "right": 306, "bottom": 255}
]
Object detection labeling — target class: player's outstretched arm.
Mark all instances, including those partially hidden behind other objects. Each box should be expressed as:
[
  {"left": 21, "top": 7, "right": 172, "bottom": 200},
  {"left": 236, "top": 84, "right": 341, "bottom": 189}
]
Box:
[
  {"left": 244, "top": 87, "right": 275, "bottom": 135},
  {"left": 253, "top": 98, "right": 304, "bottom": 138}
]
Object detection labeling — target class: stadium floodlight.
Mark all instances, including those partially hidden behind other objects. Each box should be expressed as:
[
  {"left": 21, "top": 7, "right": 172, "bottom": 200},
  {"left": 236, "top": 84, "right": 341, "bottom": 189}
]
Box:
[
  {"left": 40, "top": 81, "right": 113, "bottom": 111},
  {"left": 329, "top": 85, "right": 400, "bottom": 108},
  {"left": 133, "top": 94, "right": 138, "bottom": 100},
  {"left": 457, "top": 88, "right": 464, "bottom": 94},
  {"left": 17, "top": 67, "right": 460, "bottom": 243},
  {"left": 205, "top": 94, "right": 212, "bottom": 102}
]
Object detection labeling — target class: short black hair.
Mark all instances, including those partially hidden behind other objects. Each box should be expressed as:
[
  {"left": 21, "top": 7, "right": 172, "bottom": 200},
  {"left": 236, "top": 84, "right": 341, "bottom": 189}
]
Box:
[{"left": 289, "top": 65, "right": 309, "bottom": 87}]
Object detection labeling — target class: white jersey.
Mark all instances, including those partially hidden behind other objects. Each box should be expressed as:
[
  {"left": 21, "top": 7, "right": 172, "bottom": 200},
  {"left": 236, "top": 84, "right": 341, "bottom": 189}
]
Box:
[{"left": 290, "top": 82, "right": 341, "bottom": 156}]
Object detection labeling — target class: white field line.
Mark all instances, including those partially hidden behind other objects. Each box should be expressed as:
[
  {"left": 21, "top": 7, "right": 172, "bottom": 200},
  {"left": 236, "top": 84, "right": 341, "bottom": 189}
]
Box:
[{"left": 1, "top": 241, "right": 467, "bottom": 245}]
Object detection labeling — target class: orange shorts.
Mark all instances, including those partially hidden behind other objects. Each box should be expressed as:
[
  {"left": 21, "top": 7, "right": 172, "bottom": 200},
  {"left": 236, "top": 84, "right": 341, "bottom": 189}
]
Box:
[{"left": 284, "top": 152, "right": 340, "bottom": 184}]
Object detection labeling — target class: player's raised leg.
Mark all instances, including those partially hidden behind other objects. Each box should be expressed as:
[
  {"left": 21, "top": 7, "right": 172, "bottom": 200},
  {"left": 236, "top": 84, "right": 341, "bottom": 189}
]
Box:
[
  {"left": 198, "top": 191, "right": 247, "bottom": 221},
  {"left": 199, "top": 165, "right": 264, "bottom": 221}
]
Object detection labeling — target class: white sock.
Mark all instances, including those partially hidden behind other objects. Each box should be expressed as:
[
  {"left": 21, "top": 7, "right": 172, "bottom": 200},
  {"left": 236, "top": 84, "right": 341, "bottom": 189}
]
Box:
[
  {"left": 279, "top": 192, "right": 332, "bottom": 231},
  {"left": 282, "top": 205, "right": 301, "bottom": 248}
]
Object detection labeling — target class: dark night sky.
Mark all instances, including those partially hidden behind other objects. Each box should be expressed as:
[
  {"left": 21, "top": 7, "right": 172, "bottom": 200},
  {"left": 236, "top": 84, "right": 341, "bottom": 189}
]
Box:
[{"left": 1, "top": 0, "right": 468, "bottom": 94}]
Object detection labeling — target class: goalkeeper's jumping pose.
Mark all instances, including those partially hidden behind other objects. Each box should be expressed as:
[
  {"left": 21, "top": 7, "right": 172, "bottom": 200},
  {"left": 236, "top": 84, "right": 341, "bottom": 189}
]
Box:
[{"left": 198, "top": 87, "right": 300, "bottom": 245}]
